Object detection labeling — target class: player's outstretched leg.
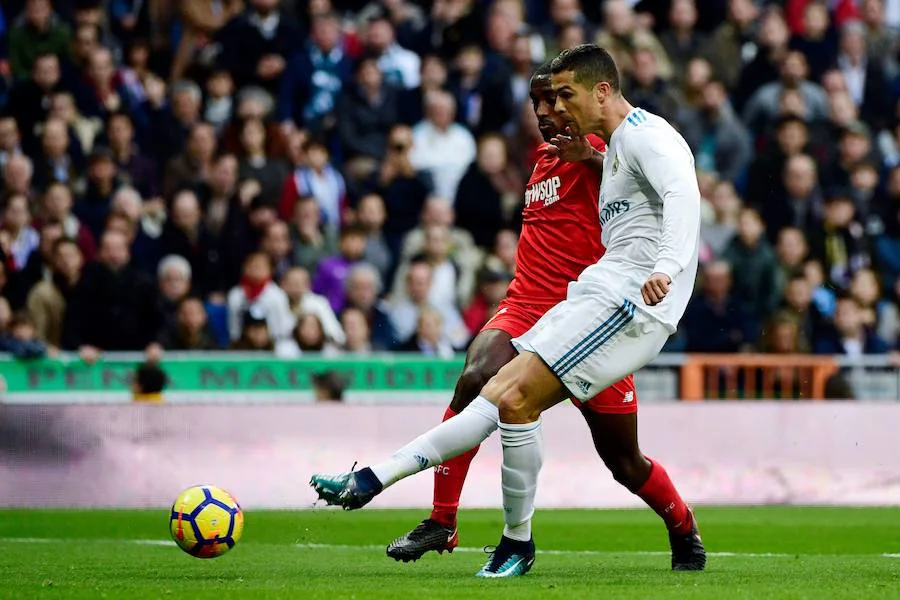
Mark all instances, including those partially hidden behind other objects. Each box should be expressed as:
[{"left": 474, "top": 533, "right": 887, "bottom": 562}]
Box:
[
  {"left": 579, "top": 408, "right": 706, "bottom": 571},
  {"left": 477, "top": 352, "right": 568, "bottom": 577},
  {"left": 387, "top": 330, "right": 516, "bottom": 562},
  {"left": 310, "top": 393, "right": 502, "bottom": 509}
]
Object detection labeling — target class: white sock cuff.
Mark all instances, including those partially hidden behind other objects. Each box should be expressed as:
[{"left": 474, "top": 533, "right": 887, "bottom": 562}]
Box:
[
  {"left": 498, "top": 419, "right": 541, "bottom": 432},
  {"left": 467, "top": 395, "right": 499, "bottom": 421},
  {"left": 499, "top": 419, "right": 541, "bottom": 446}
]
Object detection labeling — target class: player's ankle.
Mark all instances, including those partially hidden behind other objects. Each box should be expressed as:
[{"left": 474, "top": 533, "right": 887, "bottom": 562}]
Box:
[{"left": 430, "top": 508, "right": 457, "bottom": 529}]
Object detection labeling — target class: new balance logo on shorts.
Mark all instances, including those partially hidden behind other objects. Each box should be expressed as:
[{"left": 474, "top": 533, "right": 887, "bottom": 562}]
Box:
[
  {"left": 575, "top": 379, "right": 592, "bottom": 395},
  {"left": 623, "top": 391, "right": 634, "bottom": 403}
]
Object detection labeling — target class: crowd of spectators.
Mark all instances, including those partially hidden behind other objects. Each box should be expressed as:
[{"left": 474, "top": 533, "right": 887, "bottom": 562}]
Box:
[{"left": 1, "top": 0, "right": 900, "bottom": 363}]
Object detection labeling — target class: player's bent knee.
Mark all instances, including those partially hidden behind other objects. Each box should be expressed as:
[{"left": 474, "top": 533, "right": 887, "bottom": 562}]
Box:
[
  {"left": 450, "top": 366, "right": 494, "bottom": 412},
  {"left": 603, "top": 454, "right": 650, "bottom": 490},
  {"left": 497, "top": 384, "right": 542, "bottom": 424}
]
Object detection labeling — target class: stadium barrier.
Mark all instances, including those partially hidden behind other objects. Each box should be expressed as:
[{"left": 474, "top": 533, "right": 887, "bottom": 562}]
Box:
[
  {"left": 679, "top": 354, "right": 840, "bottom": 400},
  {"left": 2, "top": 353, "right": 900, "bottom": 402},
  {"left": 0, "top": 403, "right": 897, "bottom": 508}
]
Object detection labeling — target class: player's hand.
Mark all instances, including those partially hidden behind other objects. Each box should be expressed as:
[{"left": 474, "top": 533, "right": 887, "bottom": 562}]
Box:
[
  {"left": 641, "top": 273, "right": 671, "bottom": 306},
  {"left": 547, "top": 127, "right": 594, "bottom": 163}
]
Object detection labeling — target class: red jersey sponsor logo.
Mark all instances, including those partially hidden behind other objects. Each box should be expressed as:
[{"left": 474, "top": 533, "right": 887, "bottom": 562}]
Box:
[{"left": 525, "top": 175, "right": 562, "bottom": 209}]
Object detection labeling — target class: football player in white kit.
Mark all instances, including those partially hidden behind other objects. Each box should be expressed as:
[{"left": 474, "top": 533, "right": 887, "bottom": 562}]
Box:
[
  {"left": 467, "top": 43, "right": 704, "bottom": 575},
  {"left": 310, "top": 44, "right": 706, "bottom": 577}
]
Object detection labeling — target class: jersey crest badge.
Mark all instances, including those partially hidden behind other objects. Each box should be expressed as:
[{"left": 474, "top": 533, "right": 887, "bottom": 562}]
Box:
[{"left": 612, "top": 155, "right": 619, "bottom": 176}]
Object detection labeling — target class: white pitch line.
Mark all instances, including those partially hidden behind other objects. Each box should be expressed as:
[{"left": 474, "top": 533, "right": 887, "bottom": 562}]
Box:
[
  {"left": 295, "top": 543, "right": 819, "bottom": 559},
  {"left": 2, "top": 538, "right": 897, "bottom": 559},
  {"left": 0, "top": 537, "right": 171, "bottom": 546}
]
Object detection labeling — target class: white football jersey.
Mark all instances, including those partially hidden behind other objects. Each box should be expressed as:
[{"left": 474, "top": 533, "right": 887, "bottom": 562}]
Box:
[{"left": 575, "top": 107, "right": 701, "bottom": 333}]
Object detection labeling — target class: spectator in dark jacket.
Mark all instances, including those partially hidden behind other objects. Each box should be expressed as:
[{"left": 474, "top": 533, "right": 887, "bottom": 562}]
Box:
[
  {"left": 722, "top": 207, "right": 782, "bottom": 342},
  {"left": 659, "top": 0, "right": 708, "bottom": 88},
  {"left": 107, "top": 111, "right": 157, "bottom": 198},
  {"left": 371, "top": 124, "right": 432, "bottom": 255},
  {"left": 6, "top": 52, "right": 65, "bottom": 150},
  {"left": 455, "top": 134, "right": 519, "bottom": 248},
  {"left": 764, "top": 153, "right": 824, "bottom": 242},
  {"left": 276, "top": 11, "right": 351, "bottom": 133},
  {"left": 154, "top": 254, "right": 192, "bottom": 337},
  {"left": 158, "top": 296, "right": 220, "bottom": 350},
  {"left": 62, "top": 229, "right": 159, "bottom": 351},
  {"left": 74, "top": 147, "right": 122, "bottom": 239},
  {"left": 159, "top": 189, "right": 217, "bottom": 295},
  {"left": 682, "top": 260, "right": 751, "bottom": 352},
  {"left": 33, "top": 117, "right": 82, "bottom": 194},
  {"left": 76, "top": 47, "right": 146, "bottom": 135},
  {"left": 8, "top": 0, "right": 72, "bottom": 79},
  {"left": 0, "top": 313, "right": 50, "bottom": 359},
  {"left": 814, "top": 294, "right": 889, "bottom": 355},
  {"left": 678, "top": 78, "right": 752, "bottom": 184},
  {"left": 397, "top": 54, "right": 449, "bottom": 127},
  {"left": 446, "top": 43, "right": 513, "bottom": 136},
  {"left": 807, "top": 191, "right": 869, "bottom": 290},
  {"left": 214, "top": 0, "right": 299, "bottom": 92},
  {"left": 338, "top": 57, "right": 400, "bottom": 182},
  {"left": 835, "top": 20, "right": 890, "bottom": 131},
  {"left": 625, "top": 47, "right": 683, "bottom": 123},
  {"left": 236, "top": 118, "right": 290, "bottom": 206}
]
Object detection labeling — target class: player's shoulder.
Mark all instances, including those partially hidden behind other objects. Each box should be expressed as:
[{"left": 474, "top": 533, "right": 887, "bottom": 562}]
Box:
[
  {"left": 621, "top": 108, "right": 676, "bottom": 139},
  {"left": 618, "top": 109, "right": 687, "bottom": 157}
]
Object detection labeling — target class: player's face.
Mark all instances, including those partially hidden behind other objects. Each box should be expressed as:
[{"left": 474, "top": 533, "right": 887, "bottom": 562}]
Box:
[
  {"left": 550, "top": 69, "right": 604, "bottom": 135},
  {"left": 529, "top": 76, "right": 567, "bottom": 143}
]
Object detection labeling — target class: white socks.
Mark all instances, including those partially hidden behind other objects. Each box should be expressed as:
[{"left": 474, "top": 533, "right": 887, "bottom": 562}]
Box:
[
  {"left": 500, "top": 419, "right": 543, "bottom": 542},
  {"left": 370, "top": 396, "right": 499, "bottom": 488}
]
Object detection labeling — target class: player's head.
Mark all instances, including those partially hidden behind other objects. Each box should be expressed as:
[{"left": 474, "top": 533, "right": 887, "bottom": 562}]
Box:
[
  {"left": 530, "top": 61, "right": 566, "bottom": 143},
  {"left": 550, "top": 44, "right": 620, "bottom": 134}
]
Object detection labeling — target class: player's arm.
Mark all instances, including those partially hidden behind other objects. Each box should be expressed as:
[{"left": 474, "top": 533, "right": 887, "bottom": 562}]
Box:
[{"left": 627, "top": 129, "right": 701, "bottom": 305}]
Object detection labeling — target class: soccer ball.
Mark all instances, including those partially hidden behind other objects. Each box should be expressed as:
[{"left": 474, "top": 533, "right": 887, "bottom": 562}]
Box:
[{"left": 169, "top": 485, "right": 244, "bottom": 558}]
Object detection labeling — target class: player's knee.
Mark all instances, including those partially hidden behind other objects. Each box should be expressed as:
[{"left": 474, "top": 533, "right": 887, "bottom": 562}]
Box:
[
  {"left": 604, "top": 453, "right": 649, "bottom": 491},
  {"left": 497, "top": 383, "right": 541, "bottom": 424},
  {"left": 449, "top": 365, "right": 493, "bottom": 412}
]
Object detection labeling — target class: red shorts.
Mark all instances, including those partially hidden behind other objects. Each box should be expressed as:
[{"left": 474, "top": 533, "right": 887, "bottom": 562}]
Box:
[{"left": 481, "top": 299, "right": 638, "bottom": 414}]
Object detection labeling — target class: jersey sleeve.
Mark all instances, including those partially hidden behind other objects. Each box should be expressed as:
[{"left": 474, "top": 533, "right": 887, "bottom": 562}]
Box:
[{"left": 623, "top": 125, "right": 701, "bottom": 282}]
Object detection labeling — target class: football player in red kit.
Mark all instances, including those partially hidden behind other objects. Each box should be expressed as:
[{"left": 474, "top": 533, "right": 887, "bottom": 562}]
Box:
[{"left": 311, "top": 62, "right": 704, "bottom": 573}]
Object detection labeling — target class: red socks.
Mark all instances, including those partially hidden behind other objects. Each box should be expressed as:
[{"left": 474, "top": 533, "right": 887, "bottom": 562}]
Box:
[
  {"left": 430, "top": 407, "right": 479, "bottom": 529},
  {"left": 635, "top": 457, "right": 693, "bottom": 535}
]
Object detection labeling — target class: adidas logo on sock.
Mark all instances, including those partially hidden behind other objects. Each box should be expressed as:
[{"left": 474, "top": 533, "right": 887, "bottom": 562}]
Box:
[{"left": 414, "top": 454, "right": 429, "bottom": 469}]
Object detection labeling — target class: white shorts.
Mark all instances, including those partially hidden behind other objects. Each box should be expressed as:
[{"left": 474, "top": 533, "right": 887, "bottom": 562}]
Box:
[{"left": 511, "top": 293, "right": 669, "bottom": 401}]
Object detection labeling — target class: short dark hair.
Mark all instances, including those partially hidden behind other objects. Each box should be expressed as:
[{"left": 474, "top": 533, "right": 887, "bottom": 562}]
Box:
[
  {"left": 134, "top": 362, "right": 167, "bottom": 394},
  {"left": 340, "top": 223, "right": 368, "bottom": 239},
  {"left": 52, "top": 236, "right": 80, "bottom": 255},
  {"left": 550, "top": 44, "right": 620, "bottom": 92},
  {"left": 531, "top": 60, "right": 553, "bottom": 82}
]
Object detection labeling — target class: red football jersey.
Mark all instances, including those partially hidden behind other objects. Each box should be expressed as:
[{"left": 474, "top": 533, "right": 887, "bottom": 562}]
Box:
[{"left": 505, "top": 135, "right": 605, "bottom": 305}]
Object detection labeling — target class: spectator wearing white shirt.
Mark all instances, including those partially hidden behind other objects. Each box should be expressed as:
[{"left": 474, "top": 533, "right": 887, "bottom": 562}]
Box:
[
  {"left": 364, "top": 12, "right": 421, "bottom": 90},
  {"left": 280, "top": 266, "right": 346, "bottom": 346},
  {"left": 388, "top": 259, "right": 469, "bottom": 350},
  {"left": 227, "top": 252, "right": 296, "bottom": 346},
  {"left": 410, "top": 91, "right": 476, "bottom": 202}
]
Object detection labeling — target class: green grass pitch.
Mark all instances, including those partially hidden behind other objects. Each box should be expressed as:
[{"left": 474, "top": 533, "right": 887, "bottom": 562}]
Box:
[{"left": 0, "top": 507, "right": 898, "bottom": 599}]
